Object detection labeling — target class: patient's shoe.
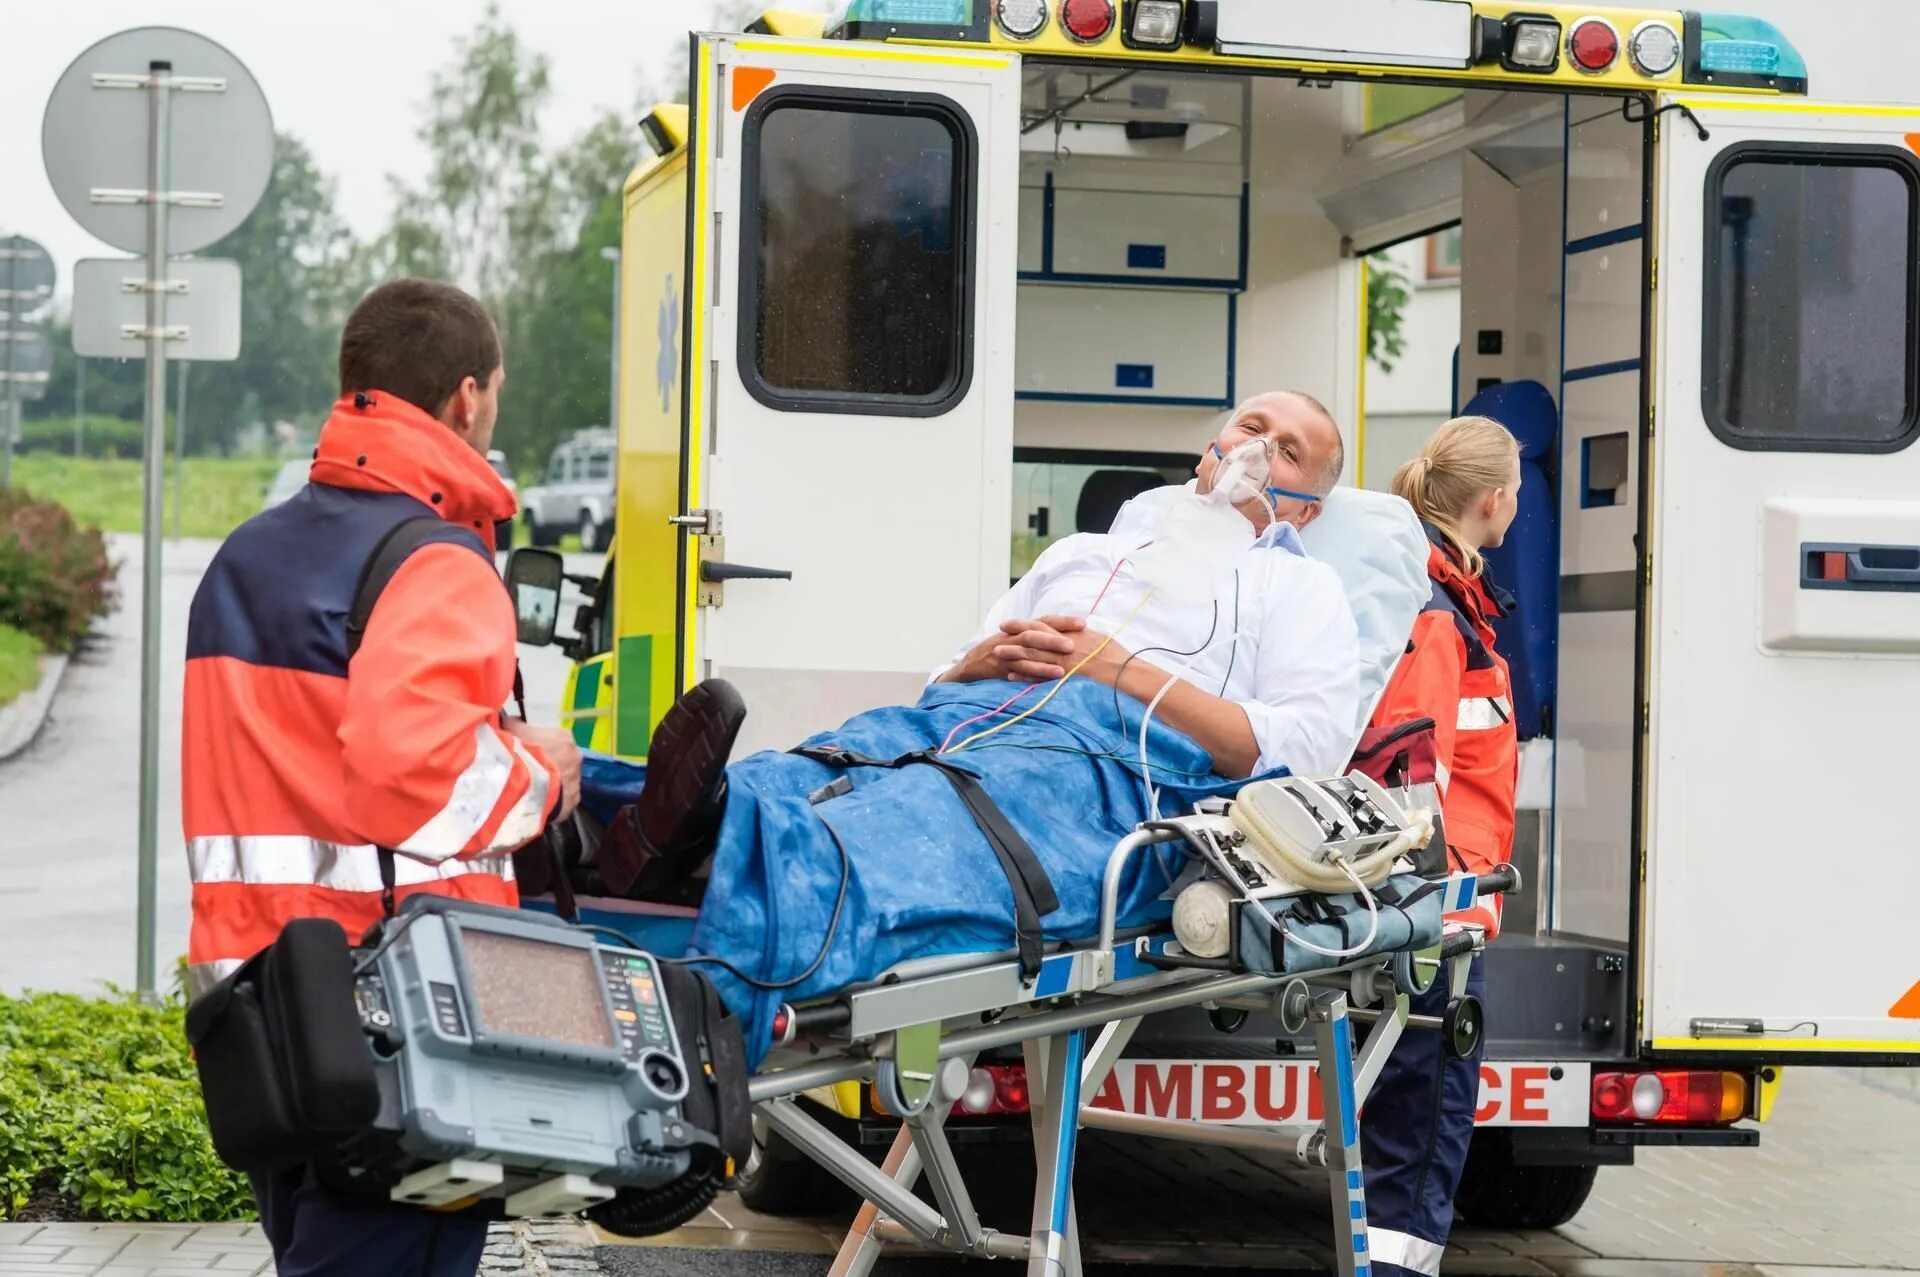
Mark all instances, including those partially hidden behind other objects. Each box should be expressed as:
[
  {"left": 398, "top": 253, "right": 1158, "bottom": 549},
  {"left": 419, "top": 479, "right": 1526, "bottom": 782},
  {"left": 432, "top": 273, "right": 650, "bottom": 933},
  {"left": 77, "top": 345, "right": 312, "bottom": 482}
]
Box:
[{"left": 596, "top": 679, "right": 746, "bottom": 902}]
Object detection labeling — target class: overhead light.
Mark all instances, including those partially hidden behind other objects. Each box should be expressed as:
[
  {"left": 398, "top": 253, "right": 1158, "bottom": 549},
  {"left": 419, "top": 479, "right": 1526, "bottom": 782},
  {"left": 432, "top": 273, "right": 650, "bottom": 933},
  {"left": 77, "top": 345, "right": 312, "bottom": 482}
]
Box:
[
  {"left": 996, "top": 0, "right": 1048, "bottom": 38},
  {"left": 1502, "top": 14, "right": 1561, "bottom": 72},
  {"left": 1059, "top": 0, "right": 1116, "bottom": 43},
  {"left": 1126, "top": 0, "right": 1183, "bottom": 49},
  {"left": 1628, "top": 20, "right": 1680, "bottom": 76},
  {"left": 1568, "top": 17, "right": 1620, "bottom": 74}
]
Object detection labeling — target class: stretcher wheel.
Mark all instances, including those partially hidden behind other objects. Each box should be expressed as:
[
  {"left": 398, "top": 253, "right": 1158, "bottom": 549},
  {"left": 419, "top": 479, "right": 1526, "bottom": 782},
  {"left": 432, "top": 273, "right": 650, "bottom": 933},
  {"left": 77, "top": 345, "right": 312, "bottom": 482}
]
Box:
[
  {"left": 1208, "top": 1006, "right": 1249, "bottom": 1034},
  {"left": 1442, "top": 994, "right": 1483, "bottom": 1060}
]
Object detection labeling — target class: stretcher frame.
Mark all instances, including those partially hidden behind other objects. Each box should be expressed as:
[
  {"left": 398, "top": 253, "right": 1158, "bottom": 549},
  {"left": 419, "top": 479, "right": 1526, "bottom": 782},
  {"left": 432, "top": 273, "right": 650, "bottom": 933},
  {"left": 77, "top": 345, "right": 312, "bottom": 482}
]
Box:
[{"left": 736, "top": 822, "right": 1500, "bottom": 1277}]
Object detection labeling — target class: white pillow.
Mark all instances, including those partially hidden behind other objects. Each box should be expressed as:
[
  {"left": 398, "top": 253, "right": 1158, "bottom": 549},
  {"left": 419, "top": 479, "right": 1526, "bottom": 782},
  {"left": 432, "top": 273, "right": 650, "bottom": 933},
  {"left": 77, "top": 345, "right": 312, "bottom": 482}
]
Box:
[{"left": 1297, "top": 487, "right": 1430, "bottom": 737}]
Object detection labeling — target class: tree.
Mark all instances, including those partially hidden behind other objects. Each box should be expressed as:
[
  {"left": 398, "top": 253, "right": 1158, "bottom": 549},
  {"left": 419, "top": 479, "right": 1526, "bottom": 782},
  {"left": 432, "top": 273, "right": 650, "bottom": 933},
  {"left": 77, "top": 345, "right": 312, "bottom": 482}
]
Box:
[
  {"left": 1366, "top": 257, "right": 1411, "bottom": 375},
  {"left": 185, "top": 133, "right": 361, "bottom": 452}
]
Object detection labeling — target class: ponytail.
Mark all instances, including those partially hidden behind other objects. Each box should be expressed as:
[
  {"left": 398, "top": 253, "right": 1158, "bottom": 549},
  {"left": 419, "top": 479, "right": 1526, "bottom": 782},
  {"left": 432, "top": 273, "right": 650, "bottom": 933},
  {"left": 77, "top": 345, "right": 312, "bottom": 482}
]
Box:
[{"left": 1391, "top": 415, "right": 1520, "bottom": 578}]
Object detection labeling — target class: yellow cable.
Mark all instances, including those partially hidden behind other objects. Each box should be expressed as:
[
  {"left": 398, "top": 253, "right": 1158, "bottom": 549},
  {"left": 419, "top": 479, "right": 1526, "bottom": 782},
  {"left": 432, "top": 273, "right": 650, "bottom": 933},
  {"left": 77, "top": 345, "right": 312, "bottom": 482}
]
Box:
[{"left": 947, "top": 589, "right": 1156, "bottom": 755}]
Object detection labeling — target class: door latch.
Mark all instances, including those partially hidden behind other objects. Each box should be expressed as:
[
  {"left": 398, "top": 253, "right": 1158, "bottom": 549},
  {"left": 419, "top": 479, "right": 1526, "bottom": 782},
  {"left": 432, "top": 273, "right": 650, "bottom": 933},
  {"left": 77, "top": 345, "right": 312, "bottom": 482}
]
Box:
[
  {"left": 669, "top": 508, "right": 722, "bottom": 536},
  {"left": 695, "top": 534, "right": 792, "bottom": 608}
]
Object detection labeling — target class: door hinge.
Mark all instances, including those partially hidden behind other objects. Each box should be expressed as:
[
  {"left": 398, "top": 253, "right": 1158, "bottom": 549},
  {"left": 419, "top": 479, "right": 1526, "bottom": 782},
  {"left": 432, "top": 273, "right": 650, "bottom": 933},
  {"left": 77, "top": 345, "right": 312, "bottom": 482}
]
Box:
[{"left": 670, "top": 508, "right": 722, "bottom": 536}]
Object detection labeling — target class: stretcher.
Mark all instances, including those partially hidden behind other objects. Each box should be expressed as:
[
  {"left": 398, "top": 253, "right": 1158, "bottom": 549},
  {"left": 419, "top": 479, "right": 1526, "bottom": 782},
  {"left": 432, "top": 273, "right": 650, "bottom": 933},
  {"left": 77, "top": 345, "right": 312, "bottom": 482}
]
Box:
[{"left": 568, "top": 802, "right": 1516, "bottom": 1277}]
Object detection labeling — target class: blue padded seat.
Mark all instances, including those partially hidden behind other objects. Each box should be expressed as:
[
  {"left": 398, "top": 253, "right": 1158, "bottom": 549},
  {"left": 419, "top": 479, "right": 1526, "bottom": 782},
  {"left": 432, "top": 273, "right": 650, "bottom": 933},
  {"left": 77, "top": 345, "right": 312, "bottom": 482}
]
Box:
[{"left": 1463, "top": 380, "right": 1558, "bottom": 740}]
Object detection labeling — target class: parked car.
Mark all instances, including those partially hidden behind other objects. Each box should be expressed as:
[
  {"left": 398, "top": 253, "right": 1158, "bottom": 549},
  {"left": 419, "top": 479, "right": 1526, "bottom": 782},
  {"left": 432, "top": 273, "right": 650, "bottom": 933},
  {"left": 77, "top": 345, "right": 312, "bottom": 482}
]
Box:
[
  {"left": 261, "top": 459, "right": 308, "bottom": 510},
  {"left": 520, "top": 430, "right": 615, "bottom": 552}
]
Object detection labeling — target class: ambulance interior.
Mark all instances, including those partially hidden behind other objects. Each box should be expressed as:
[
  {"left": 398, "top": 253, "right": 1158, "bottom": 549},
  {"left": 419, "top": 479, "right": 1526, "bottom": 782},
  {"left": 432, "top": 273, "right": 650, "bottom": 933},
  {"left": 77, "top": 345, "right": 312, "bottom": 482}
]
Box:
[{"left": 1008, "top": 65, "right": 1647, "bottom": 1058}]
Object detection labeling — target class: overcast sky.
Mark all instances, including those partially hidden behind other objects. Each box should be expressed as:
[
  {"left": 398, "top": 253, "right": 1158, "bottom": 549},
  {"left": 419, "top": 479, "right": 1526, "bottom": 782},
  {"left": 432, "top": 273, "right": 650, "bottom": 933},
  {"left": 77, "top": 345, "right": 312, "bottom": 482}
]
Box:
[{"left": 0, "top": 1, "right": 825, "bottom": 298}]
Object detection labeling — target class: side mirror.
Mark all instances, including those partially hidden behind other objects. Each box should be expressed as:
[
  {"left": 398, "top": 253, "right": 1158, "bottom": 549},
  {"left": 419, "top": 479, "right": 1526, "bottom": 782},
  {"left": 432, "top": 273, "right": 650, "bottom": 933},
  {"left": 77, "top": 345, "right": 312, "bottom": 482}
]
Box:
[{"left": 505, "top": 548, "right": 565, "bottom": 647}]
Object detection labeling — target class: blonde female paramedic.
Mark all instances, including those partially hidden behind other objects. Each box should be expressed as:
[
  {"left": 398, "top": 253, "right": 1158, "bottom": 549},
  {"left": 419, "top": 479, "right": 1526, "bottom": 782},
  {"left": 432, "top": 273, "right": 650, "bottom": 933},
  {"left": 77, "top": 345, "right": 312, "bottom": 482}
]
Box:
[{"left": 1362, "top": 415, "right": 1522, "bottom": 1277}]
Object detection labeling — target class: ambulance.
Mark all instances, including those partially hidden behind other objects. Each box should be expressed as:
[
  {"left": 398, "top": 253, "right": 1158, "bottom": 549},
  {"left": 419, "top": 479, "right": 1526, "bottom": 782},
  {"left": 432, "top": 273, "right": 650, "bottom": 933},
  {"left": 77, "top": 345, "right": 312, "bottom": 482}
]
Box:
[{"left": 525, "top": 0, "right": 1920, "bottom": 1228}]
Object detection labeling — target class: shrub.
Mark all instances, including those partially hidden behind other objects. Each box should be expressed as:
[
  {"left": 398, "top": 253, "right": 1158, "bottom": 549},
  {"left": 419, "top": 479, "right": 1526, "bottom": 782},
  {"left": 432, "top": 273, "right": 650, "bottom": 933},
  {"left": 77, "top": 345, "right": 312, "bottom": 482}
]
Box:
[
  {"left": 0, "top": 489, "right": 116, "bottom": 652},
  {"left": 15, "top": 416, "right": 149, "bottom": 460},
  {"left": 0, "top": 990, "right": 254, "bottom": 1223}
]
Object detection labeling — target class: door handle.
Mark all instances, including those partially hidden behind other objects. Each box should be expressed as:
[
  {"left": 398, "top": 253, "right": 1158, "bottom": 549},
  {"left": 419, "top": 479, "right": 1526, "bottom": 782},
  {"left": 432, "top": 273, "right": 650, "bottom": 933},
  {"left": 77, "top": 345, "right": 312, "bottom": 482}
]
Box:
[
  {"left": 1802, "top": 542, "right": 1920, "bottom": 591},
  {"left": 700, "top": 561, "right": 792, "bottom": 583}
]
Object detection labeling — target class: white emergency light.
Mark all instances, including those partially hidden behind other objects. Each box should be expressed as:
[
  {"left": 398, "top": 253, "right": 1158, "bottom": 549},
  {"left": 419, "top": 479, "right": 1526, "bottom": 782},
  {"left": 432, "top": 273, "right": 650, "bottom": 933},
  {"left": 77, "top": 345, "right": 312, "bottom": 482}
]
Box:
[
  {"left": 1503, "top": 16, "right": 1562, "bottom": 71},
  {"left": 996, "top": 0, "right": 1048, "bottom": 38},
  {"left": 1127, "top": 0, "right": 1183, "bottom": 48},
  {"left": 1628, "top": 20, "right": 1681, "bottom": 77}
]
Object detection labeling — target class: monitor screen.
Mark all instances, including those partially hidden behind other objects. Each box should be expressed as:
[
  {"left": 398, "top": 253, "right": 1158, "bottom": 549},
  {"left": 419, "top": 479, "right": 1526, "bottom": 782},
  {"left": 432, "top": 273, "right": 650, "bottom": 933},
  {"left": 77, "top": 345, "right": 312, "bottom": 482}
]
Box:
[{"left": 460, "top": 928, "right": 617, "bottom": 1051}]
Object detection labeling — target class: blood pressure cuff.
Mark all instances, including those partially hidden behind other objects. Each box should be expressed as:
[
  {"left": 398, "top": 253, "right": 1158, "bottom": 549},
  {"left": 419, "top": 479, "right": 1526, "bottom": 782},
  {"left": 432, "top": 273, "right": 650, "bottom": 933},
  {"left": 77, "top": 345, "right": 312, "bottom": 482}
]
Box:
[
  {"left": 183, "top": 918, "right": 379, "bottom": 1172},
  {"left": 1237, "top": 873, "right": 1445, "bottom": 977}
]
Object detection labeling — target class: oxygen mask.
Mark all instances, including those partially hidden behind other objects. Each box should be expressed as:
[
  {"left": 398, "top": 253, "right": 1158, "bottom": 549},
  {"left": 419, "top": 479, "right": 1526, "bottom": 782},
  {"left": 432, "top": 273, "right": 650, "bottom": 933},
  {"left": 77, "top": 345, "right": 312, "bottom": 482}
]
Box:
[
  {"left": 1206, "top": 439, "right": 1273, "bottom": 508},
  {"left": 1132, "top": 439, "right": 1265, "bottom": 603}
]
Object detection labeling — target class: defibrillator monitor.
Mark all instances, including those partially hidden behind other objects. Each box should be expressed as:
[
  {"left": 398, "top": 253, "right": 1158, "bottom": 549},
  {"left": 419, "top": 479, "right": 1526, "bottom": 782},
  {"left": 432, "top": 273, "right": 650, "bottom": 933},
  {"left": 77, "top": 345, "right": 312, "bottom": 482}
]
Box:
[{"left": 350, "top": 896, "right": 697, "bottom": 1213}]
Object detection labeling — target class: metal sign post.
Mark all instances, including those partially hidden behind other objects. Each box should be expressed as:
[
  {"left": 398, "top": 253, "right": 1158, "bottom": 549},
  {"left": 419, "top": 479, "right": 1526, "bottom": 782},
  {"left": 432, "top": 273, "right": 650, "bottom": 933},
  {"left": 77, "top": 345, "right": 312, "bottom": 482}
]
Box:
[{"left": 44, "top": 27, "right": 271, "bottom": 998}]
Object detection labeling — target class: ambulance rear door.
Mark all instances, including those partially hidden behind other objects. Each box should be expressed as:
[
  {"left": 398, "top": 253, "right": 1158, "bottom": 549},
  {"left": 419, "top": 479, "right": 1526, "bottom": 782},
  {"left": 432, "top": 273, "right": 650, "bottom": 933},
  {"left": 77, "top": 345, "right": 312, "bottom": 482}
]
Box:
[
  {"left": 1646, "top": 97, "right": 1920, "bottom": 1060},
  {"left": 676, "top": 32, "right": 1020, "bottom": 756}
]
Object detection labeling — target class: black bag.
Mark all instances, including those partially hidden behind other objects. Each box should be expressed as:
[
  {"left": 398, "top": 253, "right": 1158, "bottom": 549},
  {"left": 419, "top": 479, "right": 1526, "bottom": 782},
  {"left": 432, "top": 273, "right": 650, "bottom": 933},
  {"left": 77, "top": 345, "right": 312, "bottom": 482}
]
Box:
[{"left": 184, "top": 918, "right": 379, "bottom": 1172}]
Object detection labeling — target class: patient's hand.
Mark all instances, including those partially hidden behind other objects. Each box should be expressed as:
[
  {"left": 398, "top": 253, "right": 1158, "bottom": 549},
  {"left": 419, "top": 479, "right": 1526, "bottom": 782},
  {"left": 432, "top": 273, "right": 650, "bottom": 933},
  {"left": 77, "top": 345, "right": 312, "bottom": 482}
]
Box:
[
  {"left": 943, "top": 616, "right": 1084, "bottom": 684},
  {"left": 993, "top": 616, "right": 1128, "bottom": 685}
]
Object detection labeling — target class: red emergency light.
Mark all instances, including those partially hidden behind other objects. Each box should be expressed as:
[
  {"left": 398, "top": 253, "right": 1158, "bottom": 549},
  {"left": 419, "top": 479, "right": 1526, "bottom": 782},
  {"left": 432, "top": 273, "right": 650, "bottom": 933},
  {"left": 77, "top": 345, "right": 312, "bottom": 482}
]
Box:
[
  {"left": 1568, "top": 18, "right": 1621, "bottom": 73},
  {"left": 1591, "top": 1070, "right": 1748, "bottom": 1124},
  {"left": 950, "top": 1063, "right": 1031, "bottom": 1116},
  {"left": 1059, "top": 0, "right": 1115, "bottom": 43}
]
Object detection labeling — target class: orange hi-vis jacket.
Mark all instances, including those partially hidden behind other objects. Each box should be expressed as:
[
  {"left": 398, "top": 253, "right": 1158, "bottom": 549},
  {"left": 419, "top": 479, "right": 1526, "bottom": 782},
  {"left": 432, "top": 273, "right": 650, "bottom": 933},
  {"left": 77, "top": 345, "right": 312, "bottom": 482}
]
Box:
[
  {"left": 1370, "top": 523, "right": 1518, "bottom": 938},
  {"left": 181, "top": 392, "right": 559, "bottom": 996}
]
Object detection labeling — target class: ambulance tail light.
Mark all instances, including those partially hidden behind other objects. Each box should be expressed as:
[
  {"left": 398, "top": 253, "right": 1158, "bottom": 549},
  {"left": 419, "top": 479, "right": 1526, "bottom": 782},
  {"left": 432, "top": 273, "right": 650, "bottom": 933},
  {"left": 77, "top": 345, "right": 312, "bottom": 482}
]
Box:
[
  {"left": 949, "top": 1063, "right": 1031, "bottom": 1116},
  {"left": 1591, "top": 1070, "right": 1749, "bottom": 1125},
  {"left": 1059, "top": 0, "right": 1115, "bottom": 43}
]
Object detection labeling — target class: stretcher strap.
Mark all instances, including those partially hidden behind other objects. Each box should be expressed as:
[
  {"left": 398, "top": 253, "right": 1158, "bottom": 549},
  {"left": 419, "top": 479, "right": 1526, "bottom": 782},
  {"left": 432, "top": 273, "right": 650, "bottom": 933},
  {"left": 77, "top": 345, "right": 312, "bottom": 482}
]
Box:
[{"left": 792, "top": 747, "right": 1060, "bottom": 982}]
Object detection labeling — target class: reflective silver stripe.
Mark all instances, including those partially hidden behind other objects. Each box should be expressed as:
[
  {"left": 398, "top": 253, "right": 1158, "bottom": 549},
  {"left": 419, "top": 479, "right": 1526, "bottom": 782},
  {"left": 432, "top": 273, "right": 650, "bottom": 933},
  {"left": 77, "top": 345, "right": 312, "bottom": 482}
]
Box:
[
  {"left": 186, "top": 957, "right": 245, "bottom": 999},
  {"left": 1433, "top": 760, "right": 1451, "bottom": 793},
  {"left": 189, "top": 835, "right": 514, "bottom": 892},
  {"left": 398, "top": 722, "right": 549, "bottom": 861},
  {"left": 1370, "top": 1226, "right": 1446, "bottom": 1276},
  {"left": 1457, "top": 696, "right": 1512, "bottom": 731}
]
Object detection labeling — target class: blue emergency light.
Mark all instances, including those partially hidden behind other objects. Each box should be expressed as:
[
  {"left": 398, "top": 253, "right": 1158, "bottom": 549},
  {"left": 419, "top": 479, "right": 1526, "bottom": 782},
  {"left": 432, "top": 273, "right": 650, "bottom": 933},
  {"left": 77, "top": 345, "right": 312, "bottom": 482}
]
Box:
[
  {"left": 837, "top": 0, "right": 975, "bottom": 25},
  {"left": 1692, "top": 12, "right": 1808, "bottom": 84}
]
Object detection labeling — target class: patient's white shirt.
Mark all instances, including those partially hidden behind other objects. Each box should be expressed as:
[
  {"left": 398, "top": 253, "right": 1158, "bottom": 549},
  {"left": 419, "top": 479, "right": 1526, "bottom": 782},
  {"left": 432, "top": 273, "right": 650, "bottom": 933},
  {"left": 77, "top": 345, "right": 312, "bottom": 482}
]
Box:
[{"left": 932, "top": 484, "right": 1360, "bottom": 778}]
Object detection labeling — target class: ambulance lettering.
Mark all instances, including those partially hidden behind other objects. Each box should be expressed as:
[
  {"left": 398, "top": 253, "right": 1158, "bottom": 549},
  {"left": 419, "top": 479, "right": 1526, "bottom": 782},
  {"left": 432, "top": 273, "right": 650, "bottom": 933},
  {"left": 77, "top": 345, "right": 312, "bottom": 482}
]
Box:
[{"left": 1100, "top": 1062, "right": 1588, "bottom": 1127}]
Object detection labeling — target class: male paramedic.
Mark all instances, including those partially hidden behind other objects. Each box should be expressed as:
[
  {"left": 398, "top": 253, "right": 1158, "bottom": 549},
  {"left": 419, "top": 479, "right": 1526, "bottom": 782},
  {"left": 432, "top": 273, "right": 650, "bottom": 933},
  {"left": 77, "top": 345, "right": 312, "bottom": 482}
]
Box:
[{"left": 181, "top": 278, "right": 582, "bottom": 1276}]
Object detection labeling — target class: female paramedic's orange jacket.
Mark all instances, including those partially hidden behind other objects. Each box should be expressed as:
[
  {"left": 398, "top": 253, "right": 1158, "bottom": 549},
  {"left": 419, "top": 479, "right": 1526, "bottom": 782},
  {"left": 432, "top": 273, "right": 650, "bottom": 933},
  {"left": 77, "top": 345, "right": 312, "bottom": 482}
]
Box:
[
  {"left": 180, "top": 393, "right": 558, "bottom": 997},
  {"left": 1370, "top": 523, "right": 1517, "bottom": 938}
]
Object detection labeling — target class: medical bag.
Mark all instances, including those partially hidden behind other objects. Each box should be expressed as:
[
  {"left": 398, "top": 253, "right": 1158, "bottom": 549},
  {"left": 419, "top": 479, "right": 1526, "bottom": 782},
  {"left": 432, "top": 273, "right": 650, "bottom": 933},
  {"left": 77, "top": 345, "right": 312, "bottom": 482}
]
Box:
[{"left": 1348, "top": 716, "right": 1449, "bottom": 877}]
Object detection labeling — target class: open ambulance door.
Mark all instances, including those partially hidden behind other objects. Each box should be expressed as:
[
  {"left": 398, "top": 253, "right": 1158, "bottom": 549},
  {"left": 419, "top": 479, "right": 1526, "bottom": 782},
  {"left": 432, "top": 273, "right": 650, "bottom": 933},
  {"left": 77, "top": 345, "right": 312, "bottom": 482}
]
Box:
[
  {"left": 1645, "top": 97, "right": 1920, "bottom": 1060},
  {"left": 672, "top": 33, "right": 1020, "bottom": 757}
]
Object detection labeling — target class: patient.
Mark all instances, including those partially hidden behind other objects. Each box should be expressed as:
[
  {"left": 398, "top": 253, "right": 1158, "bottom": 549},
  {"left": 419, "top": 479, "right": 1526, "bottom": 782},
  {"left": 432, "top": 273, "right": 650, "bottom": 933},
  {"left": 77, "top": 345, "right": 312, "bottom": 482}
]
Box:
[
  {"left": 610, "top": 389, "right": 1360, "bottom": 886},
  {"left": 935, "top": 389, "right": 1359, "bottom": 781}
]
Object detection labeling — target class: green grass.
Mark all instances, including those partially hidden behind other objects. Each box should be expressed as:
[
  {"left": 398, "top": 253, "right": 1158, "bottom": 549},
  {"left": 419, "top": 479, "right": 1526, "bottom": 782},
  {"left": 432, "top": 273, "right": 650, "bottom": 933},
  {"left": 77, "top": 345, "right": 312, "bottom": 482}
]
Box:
[
  {"left": 0, "top": 624, "right": 41, "bottom": 710},
  {"left": 8, "top": 455, "right": 282, "bottom": 541}
]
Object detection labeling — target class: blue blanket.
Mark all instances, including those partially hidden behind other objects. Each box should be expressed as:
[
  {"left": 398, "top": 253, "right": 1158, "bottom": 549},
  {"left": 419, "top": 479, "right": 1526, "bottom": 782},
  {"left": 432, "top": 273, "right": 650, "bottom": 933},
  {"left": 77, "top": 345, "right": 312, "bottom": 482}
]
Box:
[{"left": 581, "top": 679, "right": 1277, "bottom": 1064}]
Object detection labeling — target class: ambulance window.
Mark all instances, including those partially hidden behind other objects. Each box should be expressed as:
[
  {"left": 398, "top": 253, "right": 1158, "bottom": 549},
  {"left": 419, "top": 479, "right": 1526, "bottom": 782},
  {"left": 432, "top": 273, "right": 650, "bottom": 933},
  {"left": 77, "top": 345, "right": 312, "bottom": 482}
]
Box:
[
  {"left": 741, "top": 89, "right": 974, "bottom": 416},
  {"left": 1704, "top": 145, "right": 1920, "bottom": 451},
  {"left": 1011, "top": 452, "right": 1193, "bottom": 580},
  {"left": 585, "top": 451, "right": 611, "bottom": 481}
]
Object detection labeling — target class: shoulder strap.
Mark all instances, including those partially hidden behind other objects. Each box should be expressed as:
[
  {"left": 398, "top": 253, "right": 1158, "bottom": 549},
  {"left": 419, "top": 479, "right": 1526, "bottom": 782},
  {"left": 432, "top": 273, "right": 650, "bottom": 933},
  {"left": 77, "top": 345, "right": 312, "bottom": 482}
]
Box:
[
  {"left": 345, "top": 515, "right": 491, "bottom": 918},
  {"left": 345, "top": 515, "right": 490, "bottom": 660}
]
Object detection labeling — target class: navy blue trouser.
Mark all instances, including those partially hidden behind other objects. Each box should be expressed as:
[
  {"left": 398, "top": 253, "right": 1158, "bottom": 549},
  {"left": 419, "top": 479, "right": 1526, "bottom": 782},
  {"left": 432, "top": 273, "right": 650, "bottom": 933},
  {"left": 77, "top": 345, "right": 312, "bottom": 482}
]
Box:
[
  {"left": 1360, "top": 953, "right": 1486, "bottom": 1277},
  {"left": 249, "top": 1165, "right": 490, "bottom": 1277}
]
